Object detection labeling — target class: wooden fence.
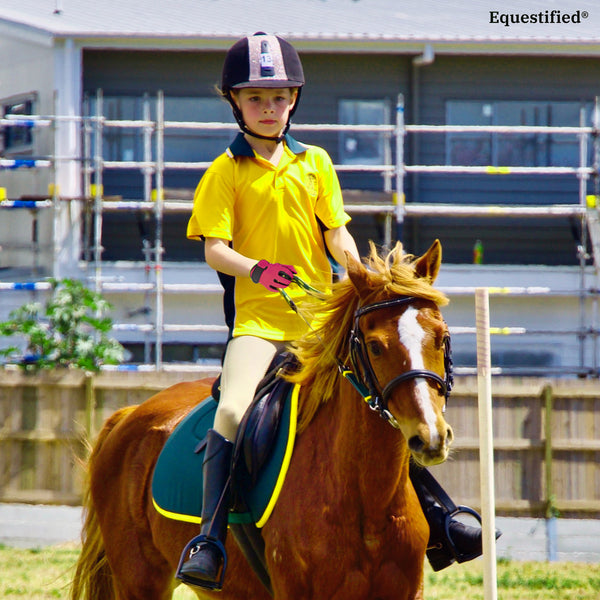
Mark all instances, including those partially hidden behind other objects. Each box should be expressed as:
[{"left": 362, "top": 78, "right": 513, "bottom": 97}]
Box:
[{"left": 0, "top": 370, "right": 599, "bottom": 518}]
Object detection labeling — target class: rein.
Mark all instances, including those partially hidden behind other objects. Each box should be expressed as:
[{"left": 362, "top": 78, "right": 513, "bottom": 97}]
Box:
[{"left": 280, "top": 277, "right": 454, "bottom": 428}]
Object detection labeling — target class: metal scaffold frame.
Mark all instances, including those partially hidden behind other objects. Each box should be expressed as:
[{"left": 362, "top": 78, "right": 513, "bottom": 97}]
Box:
[{"left": 1, "top": 92, "right": 600, "bottom": 373}]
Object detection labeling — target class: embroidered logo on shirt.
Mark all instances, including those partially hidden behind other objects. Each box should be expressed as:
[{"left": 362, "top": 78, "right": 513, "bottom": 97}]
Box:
[{"left": 306, "top": 172, "right": 318, "bottom": 198}]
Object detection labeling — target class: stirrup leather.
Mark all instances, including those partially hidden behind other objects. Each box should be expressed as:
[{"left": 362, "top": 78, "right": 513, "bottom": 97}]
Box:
[{"left": 412, "top": 466, "right": 485, "bottom": 566}]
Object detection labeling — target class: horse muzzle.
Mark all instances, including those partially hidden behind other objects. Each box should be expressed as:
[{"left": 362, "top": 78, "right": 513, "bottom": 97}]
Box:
[{"left": 406, "top": 422, "right": 454, "bottom": 467}]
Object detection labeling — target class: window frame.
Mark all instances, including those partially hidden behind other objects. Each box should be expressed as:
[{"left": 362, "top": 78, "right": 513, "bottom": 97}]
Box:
[
  {"left": 445, "top": 99, "right": 592, "bottom": 168},
  {"left": 338, "top": 98, "right": 390, "bottom": 166},
  {"left": 83, "top": 94, "right": 235, "bottom": 164},
  {"left": 1, "top": 92, "right": 38, "bottom": 156}
]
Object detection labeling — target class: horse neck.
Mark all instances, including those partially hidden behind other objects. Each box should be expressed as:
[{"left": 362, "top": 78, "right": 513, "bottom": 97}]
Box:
[{"left": 312, "top": 378, "right": 413, "bottom": 515}]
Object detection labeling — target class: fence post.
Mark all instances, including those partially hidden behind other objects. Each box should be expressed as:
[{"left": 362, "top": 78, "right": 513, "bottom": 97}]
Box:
[
  {"left": 84, "top": 372, "right": 97, "bottom": 444},
  {"left": 543, "top": 383, "right": 558, "bottom": 560},
  {"left": 475, "top": 288, "right": 498, "bottom": 600}
]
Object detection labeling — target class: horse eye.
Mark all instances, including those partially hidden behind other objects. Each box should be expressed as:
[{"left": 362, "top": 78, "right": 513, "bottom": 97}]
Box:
[{"left": 367, "top": 341, "right": 383, "bottom": 357}]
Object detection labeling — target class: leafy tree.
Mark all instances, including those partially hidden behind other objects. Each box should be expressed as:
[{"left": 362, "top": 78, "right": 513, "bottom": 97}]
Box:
[{"left": 0, "top": 279, "right": 124, "bottom": 371}]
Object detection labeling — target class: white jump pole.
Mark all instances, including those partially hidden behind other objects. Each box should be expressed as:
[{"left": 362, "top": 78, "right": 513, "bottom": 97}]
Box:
[{"left": 475, "top": 288, "right": 498, "bottom": 600}]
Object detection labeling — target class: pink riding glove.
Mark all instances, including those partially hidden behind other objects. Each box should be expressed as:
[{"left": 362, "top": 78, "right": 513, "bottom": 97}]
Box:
[{"left": 250, "top": 259, "right": 297, "bottom": 291}]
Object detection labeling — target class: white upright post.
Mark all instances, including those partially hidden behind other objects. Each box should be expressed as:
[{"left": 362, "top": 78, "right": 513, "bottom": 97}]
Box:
[
  {"left": 154, "top": 91, "right": 165, "bottom": 370},
  {"left": 475, "top": 287, "right": 498, "bottom": 600},
  {"left": 395, "top": 94, "right": 405, "bottom": 242}
]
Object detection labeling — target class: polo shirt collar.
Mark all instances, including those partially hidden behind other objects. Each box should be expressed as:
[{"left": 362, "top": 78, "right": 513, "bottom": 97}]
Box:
[{"left": 227, "top": 132, "right": 308, "bottom": 157}]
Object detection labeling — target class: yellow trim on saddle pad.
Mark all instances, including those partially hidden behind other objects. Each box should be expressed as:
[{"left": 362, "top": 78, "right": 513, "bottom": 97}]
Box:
[
  {"left": 256, "top": 383, "right": 299, "bottom": 527},
  {"left": 153, "top": 497, "right": 201, "bottom": 525}
]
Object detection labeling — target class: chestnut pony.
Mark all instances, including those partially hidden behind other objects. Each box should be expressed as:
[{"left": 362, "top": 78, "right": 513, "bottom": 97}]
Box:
[{"left": 70, "top": 240, "right": 453, "bottom": 600}]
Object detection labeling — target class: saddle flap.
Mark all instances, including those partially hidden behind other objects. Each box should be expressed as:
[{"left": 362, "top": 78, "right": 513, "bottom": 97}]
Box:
[
  {"left": 235, "top": 376, "right": 292, "bottom": 487},
  {"left": 233, "top": 352, "right": 298, "bottom": 485}
]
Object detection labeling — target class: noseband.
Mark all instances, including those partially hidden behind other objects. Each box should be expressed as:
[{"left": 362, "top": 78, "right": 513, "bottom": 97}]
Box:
[{"left": 347, "top": 296, "right": 454, "bottom": 427}]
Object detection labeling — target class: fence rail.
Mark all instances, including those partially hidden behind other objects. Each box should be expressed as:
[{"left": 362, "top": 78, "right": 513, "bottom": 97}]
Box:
[{"left": 0, "top": 371, "right": 598, "bottom": 516}]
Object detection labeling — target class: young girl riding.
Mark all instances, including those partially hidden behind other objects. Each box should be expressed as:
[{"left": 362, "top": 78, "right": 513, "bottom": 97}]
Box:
[{"left": 177, "top": 32, "right": 493, "bottom": 591}]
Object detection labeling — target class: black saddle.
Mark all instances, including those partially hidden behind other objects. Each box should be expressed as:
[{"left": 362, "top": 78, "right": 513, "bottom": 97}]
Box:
[{"left": 233, "top": 352, "right": 299, "bottom": 489}]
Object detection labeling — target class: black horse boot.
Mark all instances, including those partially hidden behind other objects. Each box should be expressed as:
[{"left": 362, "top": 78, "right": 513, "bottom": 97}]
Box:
[
  {"left": 176, "top": 429, "right": 234, "bottom": 590},
  {"left": 409, "top": 464, "right": 501, "bottom": 571}
]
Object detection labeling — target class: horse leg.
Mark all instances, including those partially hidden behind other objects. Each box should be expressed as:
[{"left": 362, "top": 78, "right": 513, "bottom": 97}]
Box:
[
  {"left": 149, "top": 515, "right": 273, "bottom": 600},
  {"left": 105, "top": 542, "right": 177, "bottom": 600},
  {"left": 90, "top": 421, "right": 180, "bottom": 600},
  {"left": 98, "top": 503, "right": 179, "bottom": 600},
  {"left": 111, "top": 576, "right": 175, "bottom": 600},
  {"left": 414, "top": 580, "right": 425, "bottom": 600}
]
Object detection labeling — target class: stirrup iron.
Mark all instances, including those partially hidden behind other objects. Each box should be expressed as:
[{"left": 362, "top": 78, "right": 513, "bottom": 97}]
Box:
[{"left": 176, "top": 534, "right": 228, "bottom": 591}]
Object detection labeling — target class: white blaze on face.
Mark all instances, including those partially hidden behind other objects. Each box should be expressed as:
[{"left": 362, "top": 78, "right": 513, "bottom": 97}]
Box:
[{"left": 397, "top": 306, "right": 439, "bottom": 447}]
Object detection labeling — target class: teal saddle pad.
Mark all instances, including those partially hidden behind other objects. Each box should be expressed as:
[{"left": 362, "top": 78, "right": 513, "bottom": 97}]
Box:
[{"left": 151, "top": 384, "right": 299, "bottom": 527}]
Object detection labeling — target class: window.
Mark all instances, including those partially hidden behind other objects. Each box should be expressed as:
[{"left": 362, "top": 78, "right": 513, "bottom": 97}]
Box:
[
  {"left": 446, "top": 100, "right": 592, "bottom": 167},
  {"left": 1, "top": 93, "right": 37, "bottom": 155},
  {"left": 84, "top": 95, "right": 235, "bottom": 163},
  {"left": 163, "top": 97, "right": 234, "bottom": 163},
  {"left": 338, "top": 99, "right": 389, "bottom": 165}
]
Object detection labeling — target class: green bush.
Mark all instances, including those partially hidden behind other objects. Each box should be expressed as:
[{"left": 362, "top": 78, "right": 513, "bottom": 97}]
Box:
[{"left": 0, "top": 278, "right": 124, "bottom": 372}]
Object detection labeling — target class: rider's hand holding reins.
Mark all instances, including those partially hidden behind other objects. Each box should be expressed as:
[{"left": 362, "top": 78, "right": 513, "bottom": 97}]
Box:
[{"left": 250, "top": 260, "right": 297, "bottom": 291}]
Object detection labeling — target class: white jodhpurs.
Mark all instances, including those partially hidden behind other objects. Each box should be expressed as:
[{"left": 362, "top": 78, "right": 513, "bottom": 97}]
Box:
[{"left": 212, "top": 335, "right": 287, "bottom": 441}]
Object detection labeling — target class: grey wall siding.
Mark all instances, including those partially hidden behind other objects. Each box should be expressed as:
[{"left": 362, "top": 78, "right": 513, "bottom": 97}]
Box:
[
  {"left": 418, "top": 55, "right": 600, "bottom": 129},
  {"left": 294, "top": 53, "right": 410, "bottom": 189},
  {"left": 405, "top": 216, "right": 582, "bottom": 265},
  {"left": 83, "top": 50, "right": 225, "bottom": 96},
  {"left": 83, "top": 50, "right": 225, "bottom": 262}
]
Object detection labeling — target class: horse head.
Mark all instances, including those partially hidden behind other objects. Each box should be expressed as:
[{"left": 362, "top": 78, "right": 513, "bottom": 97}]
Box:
[{"left": 346, "top": 239, "right": 454, "bottom": 467}]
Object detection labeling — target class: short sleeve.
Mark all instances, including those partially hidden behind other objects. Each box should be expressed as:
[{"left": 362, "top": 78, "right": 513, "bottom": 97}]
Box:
[
  {"left": 313, "top": 147, "right": 351, "bottom": 230},
  {"left": 187, "top": 159, "right": 235, "bottom": 241}
]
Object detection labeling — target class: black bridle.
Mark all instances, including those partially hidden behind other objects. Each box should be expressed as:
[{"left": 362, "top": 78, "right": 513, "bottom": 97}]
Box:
[
  {"left": 279, "top": 280, "right": 453, "bottom": 429},
  {"left": 345, "top": 296, "right": 454, "bottom": 428}
]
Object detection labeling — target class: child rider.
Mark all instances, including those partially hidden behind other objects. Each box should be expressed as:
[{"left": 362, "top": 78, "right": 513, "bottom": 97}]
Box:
[{"left": 177, "top": 32, "right": 493, "bottom": 591}]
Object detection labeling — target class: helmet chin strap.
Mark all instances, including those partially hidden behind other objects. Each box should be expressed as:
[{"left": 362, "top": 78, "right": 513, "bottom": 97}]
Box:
[{"left": 240, "top": 120, "right": 290, "bottom": 143}]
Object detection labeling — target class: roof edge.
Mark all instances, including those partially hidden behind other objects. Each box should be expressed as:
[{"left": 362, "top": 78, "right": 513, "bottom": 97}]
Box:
[
  {"left": 0, "top": 19, "right": 54, "bottom": 46},
  {"left": 62, "top": 35, "right": 600, "bottom": 58}
]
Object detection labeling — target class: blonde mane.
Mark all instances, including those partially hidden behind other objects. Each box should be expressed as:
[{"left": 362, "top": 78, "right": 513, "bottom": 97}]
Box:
[{"left": 286, "top": 242, "right": 448, "bottom": 433}]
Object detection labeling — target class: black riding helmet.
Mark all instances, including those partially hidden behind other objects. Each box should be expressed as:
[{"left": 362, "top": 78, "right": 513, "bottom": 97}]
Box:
[{"left": 221, "top": 32, "right": 305, "bottom": 142}]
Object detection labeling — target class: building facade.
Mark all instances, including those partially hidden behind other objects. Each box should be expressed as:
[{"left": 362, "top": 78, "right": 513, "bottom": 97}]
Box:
[{"left": 1, "top": 0, "right": 600, "bottom": 372}]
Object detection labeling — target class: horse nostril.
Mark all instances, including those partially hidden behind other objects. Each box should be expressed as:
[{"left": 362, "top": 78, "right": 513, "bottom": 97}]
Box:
[
  {"left": 446, "top": 427, "right": 454, "bottom": 443},
  {"left": 408, "top": 435, "right": 426, "bottom": 454}
]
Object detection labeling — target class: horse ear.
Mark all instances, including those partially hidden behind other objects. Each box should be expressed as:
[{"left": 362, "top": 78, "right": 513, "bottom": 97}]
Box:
[
  {"left": 414, "top": 239, "right": 442, "bottom": 283},
  {"left": 346, "top": 251, "right": 373, "bottom": 297}
]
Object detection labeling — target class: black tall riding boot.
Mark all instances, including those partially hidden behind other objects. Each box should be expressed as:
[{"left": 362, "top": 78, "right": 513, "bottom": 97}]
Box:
[
  {"left": 409, "top": 463, "right": 501, "bottom": 572},
  {"left": 176, "top": 429, "right": 234, "bottom": 590}
]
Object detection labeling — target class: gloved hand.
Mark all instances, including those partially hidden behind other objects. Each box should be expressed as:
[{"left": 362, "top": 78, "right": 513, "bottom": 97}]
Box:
[{"left": 250, "top": 259, "right": 297, "bottom": 291}]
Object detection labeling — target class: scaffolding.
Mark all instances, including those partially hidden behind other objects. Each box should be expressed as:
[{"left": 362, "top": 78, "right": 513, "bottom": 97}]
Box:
[{"left": 1, "top": 93, "right": 600, "bottom": 374}]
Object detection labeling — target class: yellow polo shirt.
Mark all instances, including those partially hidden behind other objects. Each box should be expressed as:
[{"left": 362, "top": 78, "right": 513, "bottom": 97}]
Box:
[{"left": 187, "top": 133, "right": 350, "bottom": 341}]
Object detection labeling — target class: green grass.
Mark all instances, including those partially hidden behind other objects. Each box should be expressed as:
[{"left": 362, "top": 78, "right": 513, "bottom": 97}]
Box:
[
  {"left": 1, "top": 544, "right": 598, "bottom": 599},
  {"left": 424, "top": 558, "right": 600, "bottom": 600},
  {"left": 0, "top": 544, "right": 80, "bottom": 599}
]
